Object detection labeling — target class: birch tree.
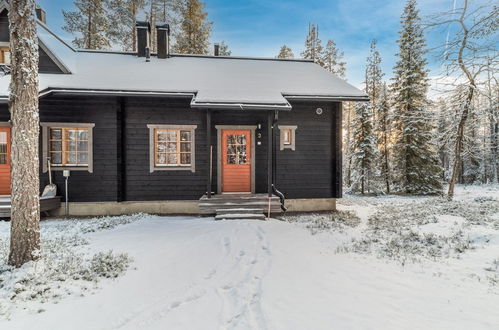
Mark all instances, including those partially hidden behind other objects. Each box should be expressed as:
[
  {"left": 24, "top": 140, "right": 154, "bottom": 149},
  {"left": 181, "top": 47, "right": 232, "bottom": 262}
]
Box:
[
  {"left": 427, "top": 0, "right": 498, "bottom": 197},
  {"left": 8, "top": 0, "right": 40, "bottom": 267}
]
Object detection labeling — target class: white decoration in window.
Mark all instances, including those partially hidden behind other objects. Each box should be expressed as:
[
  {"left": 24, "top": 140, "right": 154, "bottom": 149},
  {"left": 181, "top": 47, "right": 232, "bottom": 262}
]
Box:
[{"left": 278, "top": 125, "right": 297, "bottom": 151}]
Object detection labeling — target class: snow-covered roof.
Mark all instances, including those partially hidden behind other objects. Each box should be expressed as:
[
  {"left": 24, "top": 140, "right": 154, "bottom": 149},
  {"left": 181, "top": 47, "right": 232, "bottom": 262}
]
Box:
[{"left": 0, "top": 21, "right": 368, "bottom": 109}]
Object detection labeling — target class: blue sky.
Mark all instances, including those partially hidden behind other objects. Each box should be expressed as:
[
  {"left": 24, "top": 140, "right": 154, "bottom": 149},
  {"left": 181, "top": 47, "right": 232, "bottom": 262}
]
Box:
[{"left": 37, "top": 0, "right": 458, "bottom": 89}]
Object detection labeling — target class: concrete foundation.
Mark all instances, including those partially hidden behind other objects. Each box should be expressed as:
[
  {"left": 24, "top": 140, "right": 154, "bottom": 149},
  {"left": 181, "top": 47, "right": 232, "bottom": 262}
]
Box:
[{"left": 48, "top": 198, "right": 337, "bottom": 217}]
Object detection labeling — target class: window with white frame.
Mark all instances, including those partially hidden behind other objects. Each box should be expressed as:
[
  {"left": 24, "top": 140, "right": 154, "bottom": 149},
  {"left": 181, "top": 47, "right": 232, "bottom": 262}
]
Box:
[
  {"left": 278, "top": 125, "right": 297, "bottom": 150},
  {"left": 147, "top": 124, "right": 197, "bottom": 172},
  {"left": 41, "top": 123, "right": 95, "bottom": 172}
]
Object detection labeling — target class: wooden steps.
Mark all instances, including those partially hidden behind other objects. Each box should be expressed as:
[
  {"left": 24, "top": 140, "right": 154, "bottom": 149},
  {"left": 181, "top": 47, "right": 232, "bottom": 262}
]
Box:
[
  {"left": 199, "top": 194, "right": 282, "bottom": 218},
  {"left": 0, "top": 196, "right": 62, "bottom": 218}
]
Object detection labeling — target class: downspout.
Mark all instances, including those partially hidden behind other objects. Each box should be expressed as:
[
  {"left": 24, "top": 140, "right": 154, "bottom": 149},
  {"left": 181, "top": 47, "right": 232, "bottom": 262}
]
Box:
[{"left": 271, "top": 110, "right": 287, "bottom": 212}]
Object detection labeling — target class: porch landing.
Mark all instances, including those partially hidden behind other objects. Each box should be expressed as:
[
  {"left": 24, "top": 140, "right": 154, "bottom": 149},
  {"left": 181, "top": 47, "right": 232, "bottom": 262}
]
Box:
[
  {"left": 199, "top": 194, "right": 282, "bottom": 220},
  {"left": 0, "top": 196, "right": 62, "bottom": 218}
]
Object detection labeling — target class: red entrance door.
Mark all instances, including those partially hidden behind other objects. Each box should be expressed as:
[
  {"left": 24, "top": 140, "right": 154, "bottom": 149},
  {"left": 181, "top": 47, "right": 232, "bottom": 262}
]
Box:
[
  {"left": 0, "top": 127, "right": 11, "bottom": 195},
  {"left": 222, "top": 129, "right": 251, "bottom": 193}
]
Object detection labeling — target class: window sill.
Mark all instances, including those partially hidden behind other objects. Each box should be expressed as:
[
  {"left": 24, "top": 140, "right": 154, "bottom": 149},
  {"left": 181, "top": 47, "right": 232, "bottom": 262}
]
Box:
[
  {"left": 151, "top": 166, "right": 194, "bottom": 173},
  {"left": 48, "top": 166, "right": 92, "bottom": 173}
]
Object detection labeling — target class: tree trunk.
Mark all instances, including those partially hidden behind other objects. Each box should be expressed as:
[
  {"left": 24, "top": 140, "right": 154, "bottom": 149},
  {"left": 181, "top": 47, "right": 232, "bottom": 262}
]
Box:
[{"left": 8, "top": 0, "right": 40, "bottom": 268}]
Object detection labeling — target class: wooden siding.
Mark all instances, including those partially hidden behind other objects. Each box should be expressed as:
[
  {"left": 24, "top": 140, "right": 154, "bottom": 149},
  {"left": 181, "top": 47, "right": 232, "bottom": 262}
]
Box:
[
  {"left": 0, "top": 97, "right": 342, "bottom": 202},
  {"left": 37, "top": 96, "right": 119, "bottom": 202},
  {"left": 275, "top": 102, "right": 336, "bottom": 198}
]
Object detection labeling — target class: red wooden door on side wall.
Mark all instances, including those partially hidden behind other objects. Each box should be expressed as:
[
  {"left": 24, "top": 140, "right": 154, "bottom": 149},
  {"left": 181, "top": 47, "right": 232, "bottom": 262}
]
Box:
[
  {"left": 222, "top": 129, "right": 251, "bottom": 193},
  {"left": 0, "top": 127, "right": 11, "bottom": 195}
]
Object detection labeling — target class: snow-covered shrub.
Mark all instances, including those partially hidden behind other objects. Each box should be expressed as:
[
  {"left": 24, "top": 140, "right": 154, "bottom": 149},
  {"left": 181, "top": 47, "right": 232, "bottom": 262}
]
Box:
[
  {"left": 87, "top": 251, "right": 131, "bottom": 279},
  {"left": 0, "top": 214, "right": 144, "bottom": 317},
  {"left": 284, "top": 211, "right": 360, "bottom": 234}
]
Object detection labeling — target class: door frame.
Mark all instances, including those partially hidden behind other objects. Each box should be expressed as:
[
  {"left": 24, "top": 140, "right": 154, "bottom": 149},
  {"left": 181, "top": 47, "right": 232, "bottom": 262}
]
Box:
[
  {"left": 0, "top": 122, "right": 11, "bottom": 196},
  {"left": 215, "top": 125, "right": 256, "bottom": 194}
]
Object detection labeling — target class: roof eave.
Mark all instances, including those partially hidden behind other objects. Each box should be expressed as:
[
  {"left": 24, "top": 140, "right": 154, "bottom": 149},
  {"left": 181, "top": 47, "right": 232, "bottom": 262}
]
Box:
[{"left": 284, "top": 95, "right": 369, "bottom": 102}]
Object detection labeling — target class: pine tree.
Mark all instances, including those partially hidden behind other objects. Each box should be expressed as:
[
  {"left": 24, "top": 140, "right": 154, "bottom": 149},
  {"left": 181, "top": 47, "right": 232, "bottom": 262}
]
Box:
[
  {"left": 301, "top": 24, "right": 323, "bottom": 66},
  {"left": 173, "top": 0, "right": 212, "bottom": 55},
  {"left": 148, "top": 0, "right": 183, "bottom": 53},
  {"left": 322, "top": 39, "right": 346, "bottom": 78},
  {"left": 390, "top": 0, "right": 442, "bottom": 195},
  {"left": 276, "top": 45, "right": 294, "bottom": 59},
  {"left": 351, "top": 102, "right": 377, "bottom": 194},
  {"left": 377, "top": 83, "right": 391, "bottom": 193},
  {"left": 217, "top": 40, "right": 231, "bottom": 56},
  {"left": 107, "top": 0, "right": 147, "bottom": 51},
  {"left": 8, "top": 0, "right": 41, "bottom": 267},
  {"left": 62, "top": 0, "right": 111, "bottom": 50}
]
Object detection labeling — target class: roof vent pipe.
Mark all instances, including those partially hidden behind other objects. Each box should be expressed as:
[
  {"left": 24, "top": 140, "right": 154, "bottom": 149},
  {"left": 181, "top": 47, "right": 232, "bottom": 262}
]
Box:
[
  {"left": 136, "top": 21, "right": 151, "bottom": 57},
  {"left": 156, "top": 23, "right": 170, "bottom": 59},
  {"left": 214, "top": 43, "right": 220, "bottom": 56}
]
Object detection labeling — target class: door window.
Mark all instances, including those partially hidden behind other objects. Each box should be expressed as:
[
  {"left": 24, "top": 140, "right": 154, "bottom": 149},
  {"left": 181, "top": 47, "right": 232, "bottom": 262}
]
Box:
[
  {"left": 226, "top": 134, "right": 247, "bottom": 164},
  {"left": 0, "top": 132, "right": 7, "bottom": 164}
]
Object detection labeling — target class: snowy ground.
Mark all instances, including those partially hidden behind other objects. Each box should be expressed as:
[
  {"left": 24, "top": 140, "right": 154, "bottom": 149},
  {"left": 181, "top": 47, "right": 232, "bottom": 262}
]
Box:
[{"left": 1, "top": 185, "right": 498, "bottom": 329}]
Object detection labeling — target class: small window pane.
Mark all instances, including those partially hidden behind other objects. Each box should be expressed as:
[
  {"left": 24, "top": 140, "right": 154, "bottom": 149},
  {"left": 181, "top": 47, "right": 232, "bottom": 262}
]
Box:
[
  {"left": 67, "top": 152, "right": 77, "bottom": 164},
  {"left": 0, "top": 154, "right": 6, "bottom": 164},
  {"left": 50, "top": 141, "right": 62, "bottom": 151},
  {"left": 180, "top": 142, "right": 191, "bottom": 152},
  {"left": 237, "top": 135, "right": 246, "bottom": 144},
  {"left": 66, "top": 130, "right": 77, "bottom": 141},
  {"left": 180, "top": 153, "right": 191, "bottom": 165},
  {"left": 78, "top": 130, "right": 88, "bottom": 140},
  {"left": 68, "top": 141, "right": 77, "bottom": 151},
  {"left": 77, "top": 152, "right": 88, "bottom": 164},
  {"left": 180, "top": 131, "right": 191, "bottom": 141},
  {"left": 166, "top": 153, "right": 177, "bottom": 164},
  {"left": 283, "top": 130, "right": 291, "bottom": 144},
  {"left": 238, "top": 154, "right": 247, "bottom": 164},
  {"left": 165, "top": 131, "right": 177, "bottom": 141},
  {"left": 227, "top": 154, "right": 236, "bottom": 164},
  {"left": 50, "top": 129, "right": 62, "bottom": 140},
  {"left": 157, "top": 142, "right": 167, "bottom": 152},
  {"left": 50, "top": 152, "right": 62, "bottom": 164},
  {"left": 157, "top": 131, "right": 168, "bottom": 141},
  {"left": 78, "top": 141, "right": 88, "bottom": 151},
  {"left": 166, "top": 142, "right": 177, "bottom": 153},
  {"left": 157, "top": 153, "right": 167, "bottom": 164}
]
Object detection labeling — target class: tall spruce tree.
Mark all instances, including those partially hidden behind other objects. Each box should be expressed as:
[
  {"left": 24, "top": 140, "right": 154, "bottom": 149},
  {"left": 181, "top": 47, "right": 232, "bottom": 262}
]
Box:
[
  {"left": 377, "top": 83, "right": 391, "bottom": 193},
  {"left": 322, "top": 39, "right": 346, "bottom": 78},
  {"left": 173, "top": 0, "right": 212, "bottom": 54},
  {"left": 390, "top": 0, "right": 442, "bottom": 194},
  {"left": 107, "top": 0, "right": 147, "bottom": 51},
  {"left": 301, "top": 24, "right": 323, "bottom": 66},
  {"left": 62, "top": 0, "right": 111, "bottom": 49},
  {"left": 365, "top": 40, "right": 384, "bottom": 112},
  {"left": 351, "top": 102, "right": 377, "bottom": 194},
  {"left": 277, "top": 45, "right": 294, "bottom": 59}
]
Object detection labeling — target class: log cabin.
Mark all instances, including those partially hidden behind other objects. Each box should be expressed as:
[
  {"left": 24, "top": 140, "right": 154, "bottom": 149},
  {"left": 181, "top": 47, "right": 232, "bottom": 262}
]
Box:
[{"left": 0, "top": 3, "right": 367, "bottom": 219}]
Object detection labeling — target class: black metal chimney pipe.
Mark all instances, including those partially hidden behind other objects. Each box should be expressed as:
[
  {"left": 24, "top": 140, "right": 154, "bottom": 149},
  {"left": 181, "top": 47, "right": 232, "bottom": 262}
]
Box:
[
  {"left": 136, "top": 21, "right": 151, "bottom": 57},
  {"left": 156, "top": 23, "right": 170, "bottom": 59},
  {"left": 214, "top": 43, "right": 220, "bottom": 56}
]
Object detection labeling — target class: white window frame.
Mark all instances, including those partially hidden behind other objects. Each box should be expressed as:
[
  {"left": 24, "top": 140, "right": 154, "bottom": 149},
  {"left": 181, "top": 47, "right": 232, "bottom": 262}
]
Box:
[
  {"left": 278, "top": 125, "right": 297, "bottom": 151},
  {"left": 41, "top": 122, "right": 95, "bottom": 173},
  {"left": 147, "top": 124, "right": 197, "bottom": 173}
]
